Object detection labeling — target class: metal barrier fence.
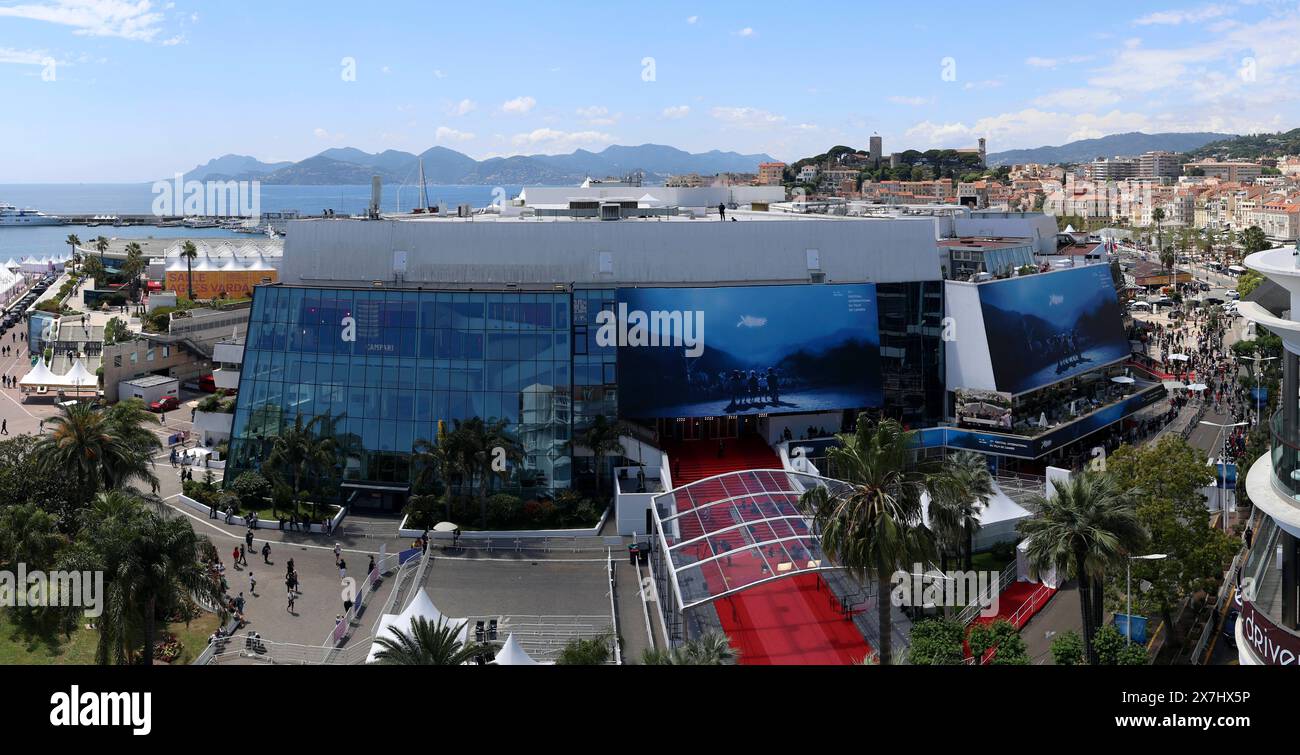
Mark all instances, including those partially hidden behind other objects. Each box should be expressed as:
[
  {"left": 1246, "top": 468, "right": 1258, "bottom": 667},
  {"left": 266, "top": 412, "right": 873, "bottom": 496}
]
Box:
[{"left": 956, "top": 561, "right": 1020, "bottom": 626}]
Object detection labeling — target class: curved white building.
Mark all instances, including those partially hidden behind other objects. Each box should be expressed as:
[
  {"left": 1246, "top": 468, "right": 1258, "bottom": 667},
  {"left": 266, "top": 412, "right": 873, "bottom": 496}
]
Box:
[{"left": 1237, "top": 243, "right": 1300, "bottom": 664}]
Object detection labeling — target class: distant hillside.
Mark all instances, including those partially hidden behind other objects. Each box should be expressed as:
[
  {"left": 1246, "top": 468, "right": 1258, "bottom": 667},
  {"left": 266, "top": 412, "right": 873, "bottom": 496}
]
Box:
[
  {"left": 1186, "top": 128, "right": 1300, "bottom": 160},
  {"left": 186, "top": 154, "right": 293, "bottom": 181},
  {"left": 181, "top": 144, "right": 774, "bottom": 185},
  {"left": 986, "top": 132, "right": 1234, "bottom": 167}
]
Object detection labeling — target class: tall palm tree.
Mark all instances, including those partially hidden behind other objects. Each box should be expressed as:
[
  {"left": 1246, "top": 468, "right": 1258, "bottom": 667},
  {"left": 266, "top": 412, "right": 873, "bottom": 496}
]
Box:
[
  {"left": 32, "top": 402, "right": 159, "bottom": 508},
  {"left": 94, "top": 235, "right": 109, "bottom": 264},
  {"left": 371, "top": 616, "right": 481, "bottom": 665},
  {"left": 640, "top": 633, "right": 740, "bottom": 665},
  {"left": 1019, "top": 473, "right": 1145, "bottom": 665},
  {"left": 926, "top": 450, "right": 994, "bottom": 571},
  {"left": 180, "top": 241, "right": 198, "bottom": 301},
  {"left": 1151, "top": 207, "right": 1169, "bottom": 284},
  {"left": 797, "top": 420, "right": 950, "bottom": 665},
  {"left": 65, "top": 233, "right": 81, "bottom": 267},
  {"left": 573, "top": 414, "right": 630, "bottom": 501},
  {"left": 122, "top": 242, "right": 145, "bottom": 300}
]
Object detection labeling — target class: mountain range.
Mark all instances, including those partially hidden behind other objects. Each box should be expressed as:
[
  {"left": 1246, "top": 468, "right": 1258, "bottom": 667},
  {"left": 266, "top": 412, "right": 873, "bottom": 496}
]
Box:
[
  {"left": 985, "top": 132, "right": 1234, "bottom": 167},
  {"left": 183, "top": 144, "right": 776, "bottom": 186}
]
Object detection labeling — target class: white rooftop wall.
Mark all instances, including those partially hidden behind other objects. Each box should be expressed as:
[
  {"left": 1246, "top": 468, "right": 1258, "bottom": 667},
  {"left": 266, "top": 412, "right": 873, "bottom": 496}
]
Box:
[
  {"left": 279, "top": 216, "right": 944, "bottom": 287},
  {"left": 953, "top": 212, "right": 1060, "bottom": 255},
  {"left": 518, "top": 185, "right": 786, "bottom": 208}
]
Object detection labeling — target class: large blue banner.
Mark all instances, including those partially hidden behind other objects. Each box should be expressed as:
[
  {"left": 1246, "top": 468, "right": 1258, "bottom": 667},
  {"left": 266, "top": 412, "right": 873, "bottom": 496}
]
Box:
[
  {"left": 615, "top": 284, "right": 882, "bottom": 418},
  {"left": 979, "top": 266, "right": 1129, "bottom": 394}
]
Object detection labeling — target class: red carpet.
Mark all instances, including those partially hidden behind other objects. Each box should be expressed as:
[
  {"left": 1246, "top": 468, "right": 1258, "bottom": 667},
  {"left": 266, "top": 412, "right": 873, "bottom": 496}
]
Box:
[
  {"left": 665, "top": 437, "right": 873, "bottom": 665},
  {"left": 970, "top": 581, "right": 1057, "bottom": 631},
  {"left": 966, "top": 580, "right": 1057, "bottom": 663}
]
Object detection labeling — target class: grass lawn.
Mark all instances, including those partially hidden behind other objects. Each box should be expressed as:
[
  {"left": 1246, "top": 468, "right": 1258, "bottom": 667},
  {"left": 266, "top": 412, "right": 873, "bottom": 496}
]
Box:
[{"left": 0, "top": 609, "right": 221, "bottom": 665}]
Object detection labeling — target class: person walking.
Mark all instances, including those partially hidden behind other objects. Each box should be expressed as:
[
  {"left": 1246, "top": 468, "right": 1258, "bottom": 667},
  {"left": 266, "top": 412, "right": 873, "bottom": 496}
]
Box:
[
  {"left": 245, "top": 528, "right": 254, "bottom": 551},
  {"left": 333, "top": 543, "right": 342, "bottom": 565},
  {"left": 261, "top": 542, "right": 271, "bottom": 564},
  {"left": 2, "top": 419, "right": 7, "bottom": 435},
  {"left": 232, "top": 546, "right": 241, "bottom": 570},
  {"left": 286, "top": 590, "right": 296, "bottom": 613},
  {"left": 338, "top": 558, "right": 347, "bottom": 581},
  {"left": 248, "top": 571, "right": 257, "bottom": 595}
]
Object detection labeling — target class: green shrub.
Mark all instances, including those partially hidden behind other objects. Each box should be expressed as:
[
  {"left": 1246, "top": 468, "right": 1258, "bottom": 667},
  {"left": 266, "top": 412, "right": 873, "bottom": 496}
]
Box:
[{"left": 1051, "top": 630, "right": 1085, "bottom": 665}]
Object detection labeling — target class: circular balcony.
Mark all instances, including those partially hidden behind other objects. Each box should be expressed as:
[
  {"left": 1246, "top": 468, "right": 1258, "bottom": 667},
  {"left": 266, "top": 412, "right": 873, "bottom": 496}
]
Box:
[{"left": 1270, "top": 410, "right": 1300, "bottom": 500}]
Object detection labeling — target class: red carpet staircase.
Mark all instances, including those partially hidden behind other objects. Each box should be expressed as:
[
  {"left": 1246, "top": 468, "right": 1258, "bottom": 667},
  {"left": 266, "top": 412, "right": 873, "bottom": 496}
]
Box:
[{"left": 664, "top": 437, "right": 873, "bottom": 665}]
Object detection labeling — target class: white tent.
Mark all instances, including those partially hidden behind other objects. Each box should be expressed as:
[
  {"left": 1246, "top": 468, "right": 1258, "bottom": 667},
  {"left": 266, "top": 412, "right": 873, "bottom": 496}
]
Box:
[
  {"left": 921, "top": 480, "right": 1032, "bottom": 552},
  {"left": 493, "top": 634, "right": 545, "bottom": 666},
  {"left": 63, "top": 360, "right": 96, "bottom": 394},
  {"left": 366, "top": 588, "right": 469, "bottom": 664},
  {"left": 1016, "top": 538, "right": 1060, "bottom": 589},
  {"left": 19, "top": 359, "right": 61, "bottom": 391}
]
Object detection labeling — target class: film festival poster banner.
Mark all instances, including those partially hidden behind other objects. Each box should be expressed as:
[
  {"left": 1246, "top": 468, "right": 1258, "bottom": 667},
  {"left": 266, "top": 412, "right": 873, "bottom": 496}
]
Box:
[
  {"left": 614, "top": 284, "right": 883, "bottom": 419},
  {"left": 954, "top": 387, "right": 1014, "bottom": 430},
  {"left": 977, "top": 265, "right": 1130, "bottom": 396}
]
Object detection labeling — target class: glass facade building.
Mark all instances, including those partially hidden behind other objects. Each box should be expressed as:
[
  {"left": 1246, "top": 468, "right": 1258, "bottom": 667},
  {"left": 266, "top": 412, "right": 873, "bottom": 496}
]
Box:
[
  {"left": 226, "top": 281, "right": 944, "bottom": 506},
  {"left": 227, "top": 286, "right": 574, "bottom": 499}
]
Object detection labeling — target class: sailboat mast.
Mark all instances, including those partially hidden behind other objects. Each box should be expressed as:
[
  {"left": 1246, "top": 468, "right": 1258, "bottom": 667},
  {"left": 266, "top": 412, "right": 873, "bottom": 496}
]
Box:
[{"left": 419, "top": 158, "right": 429, "bottom": 210}]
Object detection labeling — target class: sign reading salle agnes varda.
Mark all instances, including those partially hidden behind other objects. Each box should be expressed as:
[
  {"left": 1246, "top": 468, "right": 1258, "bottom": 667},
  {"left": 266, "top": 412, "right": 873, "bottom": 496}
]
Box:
[
  {"left": 614, "top": 284, "right": 883, "bottom": 418},
  {"left": 978, "top": 265, "right": 1129, "bottom": 395}
]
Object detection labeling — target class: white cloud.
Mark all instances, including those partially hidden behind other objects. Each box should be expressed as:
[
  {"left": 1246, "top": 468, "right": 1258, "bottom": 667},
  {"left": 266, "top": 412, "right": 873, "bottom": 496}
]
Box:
[
  {"left": 686, "top": 15, "right": 697, "bottom": 24},
  {"left": 1032, "top": 88, "right": 1121, "bottom": 108},
  {"left": 451, "top": 98, "right": 477, "bottom": 116},
  {"left": 711, "top": 106, "right": 785, "bottom": 128},
  {"left": 0, "top": 47, "right": 51, "bottom": 65},
  {"left": 501, "top": 95, "right": 536, "bottom": 114},
  {"left": 1025, "top": 54, "right": 1094, "bottom": 69},
  {"left": 435, "top": 126, "right": 475, "bottom": 143},
  {"left": 905, "top": 108, "right": 1154, "bottom": 149},
  {"left": 510, "top": 128, "right": 615, "bottom": 149},
  {"left": 735, "top": 27, "right": 754, "bottom": 37},
  {"left": 1134, "top": 5, "right": 1229, "bottom": 26},
  {"left": 963, "top": 79, "right": 1003, "bottom": 91},
  {"left": 313, "top": 127, "right": 346, "bottom": 142},
  {"left": 0, "top": 0, "right": 170, "bottom": 42},
  {"left": 661, "top": 105, "right": 691, "bottom": 119},
  {"left": 887, "top": 95, "right": 932, "bottom": 106},
  {"left": 575, "top": 105, "right": 619, "bottom": 125}
]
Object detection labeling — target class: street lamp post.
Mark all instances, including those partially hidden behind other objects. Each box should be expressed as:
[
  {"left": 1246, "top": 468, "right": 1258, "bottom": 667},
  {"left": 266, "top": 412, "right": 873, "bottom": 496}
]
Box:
[
  {"left": 1127, "top": 553, "right": 1168, "bottom": 644},
  {"left": 1199, "top": 420, "right": 1248, "bottom": 532}
]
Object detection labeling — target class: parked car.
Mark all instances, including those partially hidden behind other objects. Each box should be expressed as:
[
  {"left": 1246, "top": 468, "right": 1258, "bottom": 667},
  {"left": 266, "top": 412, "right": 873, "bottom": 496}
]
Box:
[{"left": 149, "top": 396, "right": 180, "bottom": 413}]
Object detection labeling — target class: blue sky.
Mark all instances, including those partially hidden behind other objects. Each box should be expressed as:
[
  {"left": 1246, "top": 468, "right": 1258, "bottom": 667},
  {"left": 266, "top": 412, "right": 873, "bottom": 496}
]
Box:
[{"left": 1, "top": 0, "right": 1298, "bottom": 181}]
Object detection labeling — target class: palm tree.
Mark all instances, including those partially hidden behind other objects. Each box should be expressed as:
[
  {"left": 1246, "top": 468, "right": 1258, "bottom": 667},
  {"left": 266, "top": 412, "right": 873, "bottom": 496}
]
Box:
[
  {"left": 1019, "top": 472, "right": 1145, "bottom": 665},
  {"left": 65, "top": 234, "right": 81, "bottom": 267},
  {"left": 94, "top": 235, "right": 109, "bottom": 265},
  {"left": 122, "top": 242, "right": 145, "bottom": 301},
  {"left": 180, "top": 241, "right": 198, "bottom": 301},
  {"left": 266, "top": 414, "right": 337, "bottom": 517},
  {"left": 926, "top": 450, "right": 994, "bottom": 572},
  {"left": 1151, "top": 207, "right": 1169, "bottom": 284},
  {"left": 32, "top": 402, "right": 160, "bottom": 508},
  {"left": 442, "top": 417, "right": 523, "bottom": 526},
  {"left": 371, "top": 616, "right": 481, "bottom": 665},
  {"left": 79, "top": 493, "right": 221, "bottom": 665},
  {"left": 573, "top": 414, "right": 630, "bottom": 501},
  {"left": 797, "top": 420, "right": 950, "bottom": 665},
  {"left": 640, "top": 633, "right": 740, "bottom": 665},
  {"left": 0, "top": 503, "right": 65, "bottom": 566}
]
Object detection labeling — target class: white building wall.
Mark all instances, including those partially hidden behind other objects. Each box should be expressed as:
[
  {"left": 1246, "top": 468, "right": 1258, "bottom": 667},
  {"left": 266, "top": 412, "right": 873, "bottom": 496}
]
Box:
[{"left": 279, "top": 216, "right": 945, "bottom": 287}]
